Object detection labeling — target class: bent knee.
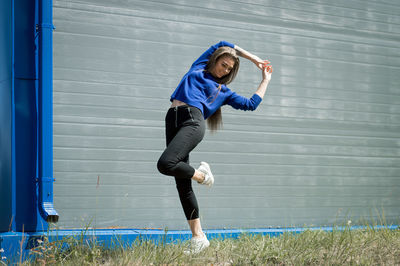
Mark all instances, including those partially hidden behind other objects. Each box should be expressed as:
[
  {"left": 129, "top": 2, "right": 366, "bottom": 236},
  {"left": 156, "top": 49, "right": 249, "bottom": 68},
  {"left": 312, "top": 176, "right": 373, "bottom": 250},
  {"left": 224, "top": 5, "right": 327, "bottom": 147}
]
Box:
[{"left": 157, "top": 157, "right": 172, "bottom": 176}]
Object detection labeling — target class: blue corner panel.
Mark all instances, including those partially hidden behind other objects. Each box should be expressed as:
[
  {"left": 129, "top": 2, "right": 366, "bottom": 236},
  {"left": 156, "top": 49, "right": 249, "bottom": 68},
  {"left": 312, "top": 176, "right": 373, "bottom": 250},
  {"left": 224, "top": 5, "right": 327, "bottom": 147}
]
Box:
[{"left": 12, "top": 0, "right": 47, "bottom": 233}]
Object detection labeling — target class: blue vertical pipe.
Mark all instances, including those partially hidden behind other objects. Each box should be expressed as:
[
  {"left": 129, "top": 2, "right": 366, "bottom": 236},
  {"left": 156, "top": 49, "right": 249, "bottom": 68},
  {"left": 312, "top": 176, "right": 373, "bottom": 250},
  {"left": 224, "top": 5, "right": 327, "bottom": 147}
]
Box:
[{"left": 38, "top": 0, "right": 58, "bottom": 223}]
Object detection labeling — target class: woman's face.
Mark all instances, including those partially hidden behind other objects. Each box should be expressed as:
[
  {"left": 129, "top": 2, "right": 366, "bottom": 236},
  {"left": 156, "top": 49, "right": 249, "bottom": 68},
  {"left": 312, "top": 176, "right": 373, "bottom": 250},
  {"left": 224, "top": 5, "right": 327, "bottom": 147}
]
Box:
[{"left": 211, "top": 55, "right": 235, "bottom": 79}]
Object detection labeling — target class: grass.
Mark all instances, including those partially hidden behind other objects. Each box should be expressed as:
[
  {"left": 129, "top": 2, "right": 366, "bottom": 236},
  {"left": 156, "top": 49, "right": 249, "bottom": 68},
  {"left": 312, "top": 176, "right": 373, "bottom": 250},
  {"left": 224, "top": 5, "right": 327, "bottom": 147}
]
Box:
[{"left": 15, "top": 225, "right": 400, "bottom": 265}]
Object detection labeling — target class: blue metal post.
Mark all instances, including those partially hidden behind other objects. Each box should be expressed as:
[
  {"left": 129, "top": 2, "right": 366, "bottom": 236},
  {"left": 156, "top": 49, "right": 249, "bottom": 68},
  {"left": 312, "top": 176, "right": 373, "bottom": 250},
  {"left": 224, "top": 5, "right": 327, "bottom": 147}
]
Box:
[
  {"left": 0, "top": 0, "right": 14, "bottom": 232},
  {"left": 37, "top": 0, "right": 58, "bottom": 224}
]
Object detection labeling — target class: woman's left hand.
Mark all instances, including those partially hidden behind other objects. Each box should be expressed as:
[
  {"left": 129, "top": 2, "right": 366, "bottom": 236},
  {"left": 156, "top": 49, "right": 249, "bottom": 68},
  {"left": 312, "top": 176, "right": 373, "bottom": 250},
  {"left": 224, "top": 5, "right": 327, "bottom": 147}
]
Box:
[{"left": 262, "top": 63, "right": 273, "bottom": 82}]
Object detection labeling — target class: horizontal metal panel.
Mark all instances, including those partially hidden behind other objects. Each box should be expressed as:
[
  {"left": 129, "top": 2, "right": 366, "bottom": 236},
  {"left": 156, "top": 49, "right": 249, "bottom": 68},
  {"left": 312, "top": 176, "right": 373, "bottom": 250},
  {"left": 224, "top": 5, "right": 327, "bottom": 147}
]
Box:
[
  {"left": 54, "top": 194, "right": 398, "bottom": 210},
  {"left": 53, "top": 171, "right": 400, "bottom": 187}
]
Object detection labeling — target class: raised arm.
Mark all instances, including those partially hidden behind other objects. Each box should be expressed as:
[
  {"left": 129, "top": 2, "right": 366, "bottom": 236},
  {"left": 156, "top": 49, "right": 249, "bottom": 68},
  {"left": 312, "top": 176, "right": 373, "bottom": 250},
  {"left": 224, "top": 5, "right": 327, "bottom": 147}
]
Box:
[
  {"left": 234, "top": 45, "right": 273, "bottom": 99},
  {"left": 191, "top": 41, "right": 235, "bottom": 70},
  {"left": 225, "top": 65, "right": 272, "bottom": 110},
  {"left": 234, "top": 45, "right": 271, "bottom": 71}
]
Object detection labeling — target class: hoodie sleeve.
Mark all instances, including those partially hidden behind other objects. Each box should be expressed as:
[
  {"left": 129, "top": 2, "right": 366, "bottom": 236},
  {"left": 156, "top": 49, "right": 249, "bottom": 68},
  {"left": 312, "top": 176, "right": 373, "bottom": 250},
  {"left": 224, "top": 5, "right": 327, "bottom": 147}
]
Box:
[{"left": 225, "top": 92, "right": 262, "bottom": 111}]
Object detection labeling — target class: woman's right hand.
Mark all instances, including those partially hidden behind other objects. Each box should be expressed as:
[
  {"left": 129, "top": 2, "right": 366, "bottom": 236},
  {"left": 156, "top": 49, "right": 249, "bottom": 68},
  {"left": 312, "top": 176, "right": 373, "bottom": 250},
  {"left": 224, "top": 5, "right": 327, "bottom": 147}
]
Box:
[{"left": 253, "top": 58, "right": 271, "bottom": 70}]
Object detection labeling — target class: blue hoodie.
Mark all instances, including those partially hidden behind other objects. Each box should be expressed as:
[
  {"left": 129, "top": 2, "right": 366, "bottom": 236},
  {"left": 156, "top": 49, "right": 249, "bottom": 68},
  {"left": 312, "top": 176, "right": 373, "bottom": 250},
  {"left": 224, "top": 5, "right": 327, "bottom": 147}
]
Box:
[{"left": 170, "top": 41, "right": 262, "bottom": 119}]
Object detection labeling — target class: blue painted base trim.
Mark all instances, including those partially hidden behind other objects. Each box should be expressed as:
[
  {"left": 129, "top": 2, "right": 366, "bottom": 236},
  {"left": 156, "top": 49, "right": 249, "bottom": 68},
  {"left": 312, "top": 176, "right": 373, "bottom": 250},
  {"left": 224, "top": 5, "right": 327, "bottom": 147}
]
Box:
[{"left": 1, "top": 225, "right": 398, "bottom": 263}]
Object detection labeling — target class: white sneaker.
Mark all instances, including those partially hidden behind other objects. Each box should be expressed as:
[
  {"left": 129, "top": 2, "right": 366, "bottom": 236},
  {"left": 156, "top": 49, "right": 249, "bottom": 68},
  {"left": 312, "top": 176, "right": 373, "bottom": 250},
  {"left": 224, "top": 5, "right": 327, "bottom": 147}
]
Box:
[
  {"left": 183, "top": 235, "right": 210, "bottom": 255},
  {"left": 197, "top": 162, "right": 214, "bottom": 187}
]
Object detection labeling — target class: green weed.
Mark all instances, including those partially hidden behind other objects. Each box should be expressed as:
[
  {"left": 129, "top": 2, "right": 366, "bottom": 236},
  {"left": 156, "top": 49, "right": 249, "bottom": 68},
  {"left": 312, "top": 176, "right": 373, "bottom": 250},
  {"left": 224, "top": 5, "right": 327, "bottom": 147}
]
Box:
[{"left": 21, "top": 225, "right": 400, "bottom": 265}]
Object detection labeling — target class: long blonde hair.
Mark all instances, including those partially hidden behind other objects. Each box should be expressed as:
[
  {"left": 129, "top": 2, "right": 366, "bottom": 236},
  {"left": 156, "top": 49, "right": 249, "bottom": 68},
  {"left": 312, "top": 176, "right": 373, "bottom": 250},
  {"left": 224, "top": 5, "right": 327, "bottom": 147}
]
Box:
[{"left": 205, "top": 47, "right": 240, "bottom": 132}]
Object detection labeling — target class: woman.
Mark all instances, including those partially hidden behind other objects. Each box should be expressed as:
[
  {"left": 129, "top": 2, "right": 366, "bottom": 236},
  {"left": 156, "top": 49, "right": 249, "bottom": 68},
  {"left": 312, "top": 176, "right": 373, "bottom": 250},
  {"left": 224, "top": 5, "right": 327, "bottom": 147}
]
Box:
[{"left": 157, "top": 41, "right": 272, "bottom": 254}]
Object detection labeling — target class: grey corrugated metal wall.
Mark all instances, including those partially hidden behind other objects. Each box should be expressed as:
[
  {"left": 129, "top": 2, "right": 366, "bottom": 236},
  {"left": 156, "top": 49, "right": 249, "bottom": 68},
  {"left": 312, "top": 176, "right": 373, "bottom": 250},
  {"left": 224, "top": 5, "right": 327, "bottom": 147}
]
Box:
[{"left": 53, "top": 0, "right": 400, "bottom": 229}]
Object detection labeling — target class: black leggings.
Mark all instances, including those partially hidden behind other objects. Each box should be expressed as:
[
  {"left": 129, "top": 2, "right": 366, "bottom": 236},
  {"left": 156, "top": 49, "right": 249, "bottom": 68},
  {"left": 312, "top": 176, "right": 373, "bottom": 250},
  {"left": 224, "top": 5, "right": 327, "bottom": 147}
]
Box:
[{"left": 157, "top": 105, "right": 206, "bottom": 220}]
